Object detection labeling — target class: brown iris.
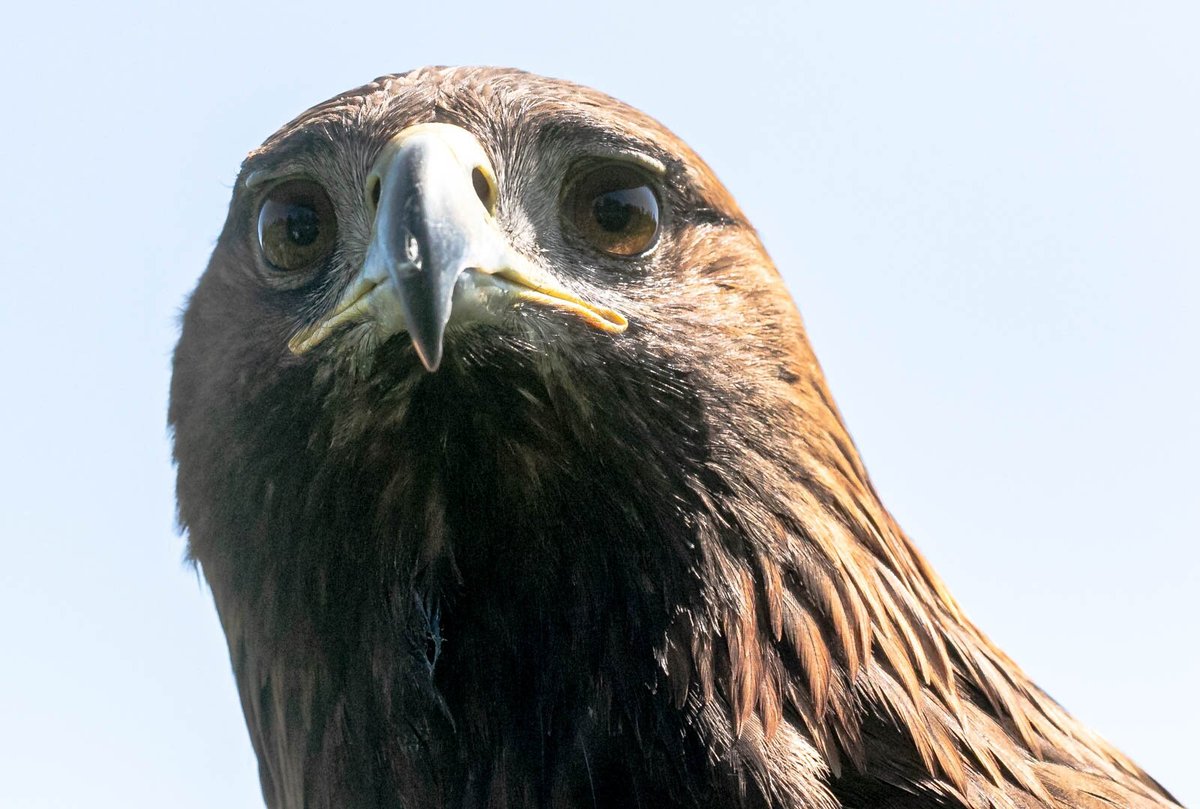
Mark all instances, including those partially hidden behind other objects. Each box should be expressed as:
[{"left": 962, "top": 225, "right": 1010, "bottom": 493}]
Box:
[
  {"left": 565, "top": 163, "right": 660, "bottom": 257},
  {"left": 257, "top": 180, "right": 337, "bottom": 271}
]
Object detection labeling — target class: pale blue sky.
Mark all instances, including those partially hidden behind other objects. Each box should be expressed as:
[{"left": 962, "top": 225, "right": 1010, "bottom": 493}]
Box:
[{"left": 1, "top": 2, "right": 1195, "bottom": 807}]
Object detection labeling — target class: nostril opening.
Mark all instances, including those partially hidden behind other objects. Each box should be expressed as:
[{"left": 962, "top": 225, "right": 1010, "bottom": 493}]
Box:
[
  {"left": 472, "top": 167, "right": 495, "bottom": 214},
  {"left": 368, "top": 176, "right": 381, "bottom": 211}
]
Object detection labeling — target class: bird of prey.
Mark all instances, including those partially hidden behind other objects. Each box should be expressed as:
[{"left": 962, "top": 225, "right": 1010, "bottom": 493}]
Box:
[{"left": 170, "top": 67, "right": 1179, "bottom": 809}]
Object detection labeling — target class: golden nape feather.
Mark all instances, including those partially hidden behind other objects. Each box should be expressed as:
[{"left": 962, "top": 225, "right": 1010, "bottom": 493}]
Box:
[{"left": 170, "top": 67, "right": 1180, "bottom": 808}]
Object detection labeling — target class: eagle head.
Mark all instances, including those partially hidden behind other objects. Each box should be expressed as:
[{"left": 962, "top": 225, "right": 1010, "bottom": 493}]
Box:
[{"left": 169, "top": 67, "right": 1177, "bottom": 809}]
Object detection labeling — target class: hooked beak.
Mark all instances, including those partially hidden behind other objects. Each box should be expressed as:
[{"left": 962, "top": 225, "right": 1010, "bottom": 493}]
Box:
[{"left": 287, "top": 123, "right": 627, "bottom": 371}]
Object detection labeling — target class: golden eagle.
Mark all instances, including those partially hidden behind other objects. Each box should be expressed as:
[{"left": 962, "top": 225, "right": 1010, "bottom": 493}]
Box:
[{"left": 170, "top": 67, "right": 1179, "bottom": 809}]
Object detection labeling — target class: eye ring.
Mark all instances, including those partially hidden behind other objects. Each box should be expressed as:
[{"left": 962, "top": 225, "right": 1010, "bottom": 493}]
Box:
[
  {"left": 563, "top": 163, "right": 661, "bottom": 258},
  {"left": 257, "top": 179, "right": 338, "bottom": 272}
]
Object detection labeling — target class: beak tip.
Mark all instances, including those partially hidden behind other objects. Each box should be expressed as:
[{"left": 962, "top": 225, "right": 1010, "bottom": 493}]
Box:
[{"left": 412, "top": 338, "right": 443, "bottom": 372}]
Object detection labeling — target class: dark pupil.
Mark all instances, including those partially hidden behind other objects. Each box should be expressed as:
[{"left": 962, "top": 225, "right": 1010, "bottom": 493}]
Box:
[
  {"left": 592, "top": 190, "right": 638, "bottom": 233},
  {"left": 286, "top": 203, "right": 320, "bottom": 247}
]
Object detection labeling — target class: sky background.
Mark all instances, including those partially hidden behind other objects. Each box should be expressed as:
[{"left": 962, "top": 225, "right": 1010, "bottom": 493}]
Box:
[{"left": 1, "top": 2, "right": 1196, "bottom": 807}]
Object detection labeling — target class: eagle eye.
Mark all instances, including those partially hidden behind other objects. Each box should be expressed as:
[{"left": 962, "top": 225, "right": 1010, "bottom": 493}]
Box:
[
  {"left": 564, "top": 163, "right": 660, "bottom": 257},
  {"left": 257, "top": 180, "right": 337, "bottom": 272}
]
